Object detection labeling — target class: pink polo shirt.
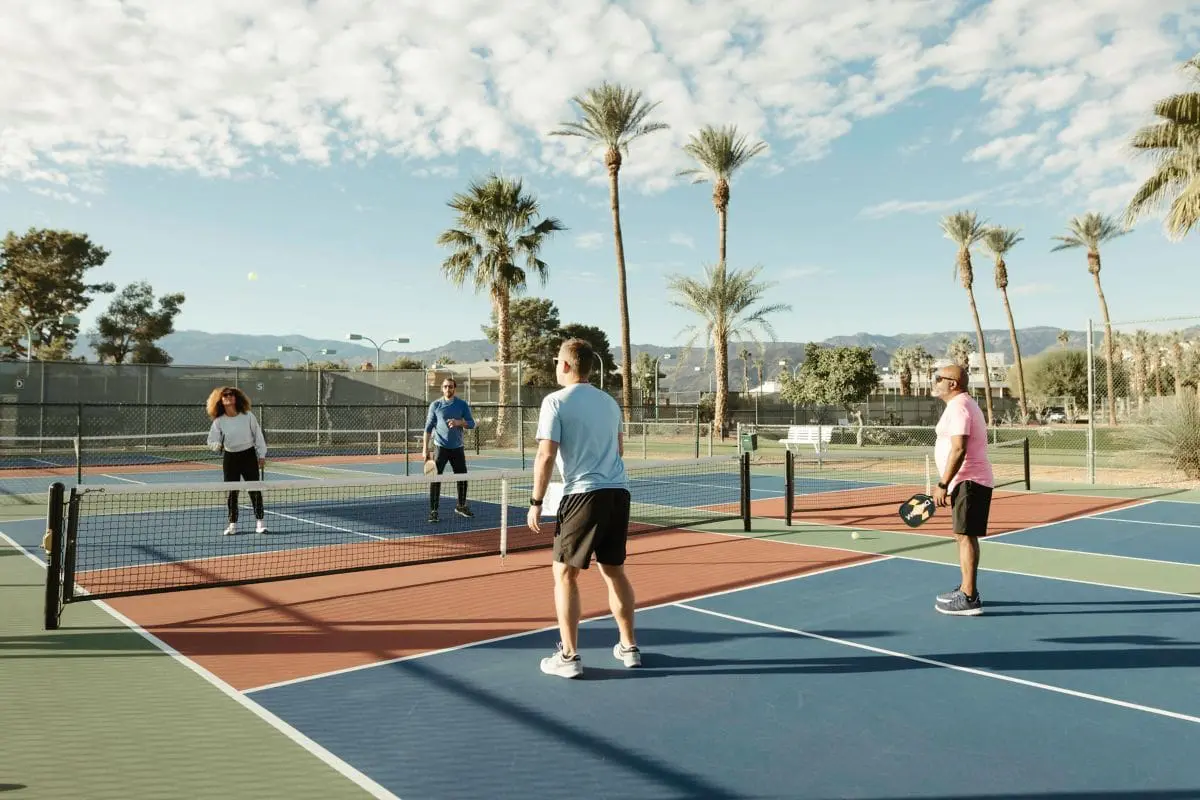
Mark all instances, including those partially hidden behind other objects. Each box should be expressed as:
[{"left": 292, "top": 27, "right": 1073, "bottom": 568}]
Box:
[{"left": 934, "top": 392, "right": 993, "bottom": 492}]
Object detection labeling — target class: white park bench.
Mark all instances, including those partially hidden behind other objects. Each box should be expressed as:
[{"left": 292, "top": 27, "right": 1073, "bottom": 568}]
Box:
[{"left": 778, "top": 424, "right": 832, "bottom": 454}]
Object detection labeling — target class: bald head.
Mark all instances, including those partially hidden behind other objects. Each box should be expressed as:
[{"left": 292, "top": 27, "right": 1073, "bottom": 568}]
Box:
[{"left": 936, "top": 363, "right": 969, "bottom": 394}]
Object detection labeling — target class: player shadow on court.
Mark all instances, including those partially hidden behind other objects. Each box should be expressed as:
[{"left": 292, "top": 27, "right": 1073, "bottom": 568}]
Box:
[{"left": 973, "top": 598, "right": 1200, "bottom": 617}]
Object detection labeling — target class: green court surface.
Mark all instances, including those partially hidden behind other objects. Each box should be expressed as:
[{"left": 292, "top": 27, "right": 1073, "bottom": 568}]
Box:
[
  {"left": 0, "top": 505, "right": 379, "bottom": 800},
  {"left": 2, "top": 473, "right": 1198, "bottom": 798}
]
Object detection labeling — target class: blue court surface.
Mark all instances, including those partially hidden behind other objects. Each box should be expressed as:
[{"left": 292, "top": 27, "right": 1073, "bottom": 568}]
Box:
[
  {"left": 244, "top": 556, "right": 1200, "bottom": 799},
  {"left": 993, "top": 499, "right": 1200, "bottom": 566}
]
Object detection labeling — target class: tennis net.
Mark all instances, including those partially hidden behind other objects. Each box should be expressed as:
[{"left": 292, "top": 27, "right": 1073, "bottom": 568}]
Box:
[
  {"left": 784, "top": 438, "right": 1029, "bottom": 522},
  {"left": 44, "top": 454, "right": 750, "bottom": 628}
]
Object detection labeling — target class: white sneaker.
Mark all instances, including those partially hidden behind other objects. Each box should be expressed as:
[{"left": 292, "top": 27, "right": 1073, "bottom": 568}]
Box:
[
  {"left": 540, "top": 643, "right": 583, "bottom": 679},
  {"left": 613, "top": 643, "right": 642, "bottom": 668},
  {"left": 256, "top": 520, "right": 268, "bottom": 534},
  {"left": 223, "top": 523, "right": 237, "bottom": 536}
]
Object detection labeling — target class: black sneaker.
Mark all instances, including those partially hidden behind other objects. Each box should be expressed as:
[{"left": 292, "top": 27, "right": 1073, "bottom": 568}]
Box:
[
  {"left": 454, "top": 504, "right": 474, "bottom": 518},
  {"left": 935, "top": 589, "right": 983, "bottom": 616},
  {"left": 428, "top": 510, "right": 439, "bottom": 523}
]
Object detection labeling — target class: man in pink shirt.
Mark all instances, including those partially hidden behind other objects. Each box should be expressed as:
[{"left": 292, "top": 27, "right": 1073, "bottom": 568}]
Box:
[{"left": 931, "top": 363, "right": 994, "bottom": 616}]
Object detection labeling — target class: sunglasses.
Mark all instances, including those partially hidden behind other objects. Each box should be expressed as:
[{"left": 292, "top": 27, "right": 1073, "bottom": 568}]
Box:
[{"left": 934, "top": 375, "right": 956, "bottom": 384}]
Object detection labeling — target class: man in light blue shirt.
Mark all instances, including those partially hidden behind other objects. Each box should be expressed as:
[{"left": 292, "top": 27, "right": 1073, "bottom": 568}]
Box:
[
  {"left": 527, "top": 338, "right": 640, "bottom": 678},
  {"left": 422, "top": 377, "right": 476, "bottom": 523}
]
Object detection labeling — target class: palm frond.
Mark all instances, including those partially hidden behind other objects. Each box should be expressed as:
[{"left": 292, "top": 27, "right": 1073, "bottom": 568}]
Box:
[
  {"left": 982, "top": 226, "right": 1023, "bottom": 256},
  {"left": 678, "top": 124, "right": 769, "bottom": 183},
  {"left": 1050, "top": 212, "right": 1128, "bottom": 251},
  {"left": 939, "top": 210, "right": 988, "bottom": 247},
  {"left": 548, "top": 82, "right": 669, "bottom": 152}
]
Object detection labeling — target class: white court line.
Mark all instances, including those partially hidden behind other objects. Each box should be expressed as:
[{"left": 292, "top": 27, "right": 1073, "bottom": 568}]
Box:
[
  {"left": 242, "top": 555, "right": 888, "bottom": 694},
  {"left": 985, "top": 538, "right": 1200, "bottom": 569},
  {"left": 967, "top": 498, "right": 1161, "bottom": 542},
  {"left": 674, "top": 603, "right": 1200, "bottom": 727},
  {"left": 701, "top": 520, "right": 1200, "bottom": 599},
  {"left": 1090, "top": 517, "right": 1200, "bottom": 530},
  {"left": 0, "top": 529, "right": 401, "bottom": 800}
]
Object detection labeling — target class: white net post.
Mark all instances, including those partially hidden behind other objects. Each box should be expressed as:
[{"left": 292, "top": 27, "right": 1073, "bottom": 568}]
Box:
[
  {"left": 376, "top": 430, "right": 382, "bottom": 457},
  {"left": 924, "top": 453, "right": 931, "bottom": 495},
  {"left": 499, "top": 476, "right": 509, "bottom": 561}
]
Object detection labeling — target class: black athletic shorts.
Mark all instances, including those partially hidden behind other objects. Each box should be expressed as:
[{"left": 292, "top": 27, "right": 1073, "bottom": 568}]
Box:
[
  {"left": 951, "top": 480, "right": 993, "bottom": 536},
  {"left": 553, "top": 488, "right": 632, "bottom": 569}
]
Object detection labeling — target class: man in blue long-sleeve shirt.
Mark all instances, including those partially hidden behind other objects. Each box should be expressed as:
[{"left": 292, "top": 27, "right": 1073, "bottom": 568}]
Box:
[{"left": 423, "top": 377, "right": 476, "bottom": 523}]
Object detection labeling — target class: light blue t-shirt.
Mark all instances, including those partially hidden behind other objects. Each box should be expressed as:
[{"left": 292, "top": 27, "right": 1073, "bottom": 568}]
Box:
[
  {"left": 535, "top": 383, "right": 627, "bottom": 495},
  {"left": 425, "top": 397, "right": 475, "bottom": 449}
]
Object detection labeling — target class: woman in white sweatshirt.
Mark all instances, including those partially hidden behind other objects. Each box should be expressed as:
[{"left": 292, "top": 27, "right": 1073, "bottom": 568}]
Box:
[{"left": 206, "top": 386, "right": 268, "bottom": 535}]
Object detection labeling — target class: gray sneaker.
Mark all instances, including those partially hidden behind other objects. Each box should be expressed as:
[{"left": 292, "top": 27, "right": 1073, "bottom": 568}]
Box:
[
  {"left": 936, "top": 589, "right": 983, "bottom": 616},
  {"left": 540, "top": 643, "right": 583, "bottom": 678},
  {"left": 613, "top": 642, "right": 642, "bottom": 668}
]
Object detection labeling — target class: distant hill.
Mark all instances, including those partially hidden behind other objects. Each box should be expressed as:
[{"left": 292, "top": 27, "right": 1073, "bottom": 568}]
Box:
[{"left": 63, "top": 326, "right": 1088, "bottom": 393}]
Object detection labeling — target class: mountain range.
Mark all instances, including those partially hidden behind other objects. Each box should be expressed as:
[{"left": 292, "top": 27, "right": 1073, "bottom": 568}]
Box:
[{"left": 67, "top": 326, "right": 1086, "bottom": 391}]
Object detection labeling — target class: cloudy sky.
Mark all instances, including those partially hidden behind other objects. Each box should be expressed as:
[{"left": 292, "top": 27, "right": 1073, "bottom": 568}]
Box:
[{"left": 2, "top": 0, "right": 1198, "bottom": 357}]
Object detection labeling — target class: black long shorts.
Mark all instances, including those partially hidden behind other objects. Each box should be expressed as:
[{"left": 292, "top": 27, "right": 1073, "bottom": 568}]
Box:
[
  {"left": 553, "top": 488, "right": 632, "bottom": 569},
  {"left": 951, "top": 480, "right": 993, "bottom": 536}
]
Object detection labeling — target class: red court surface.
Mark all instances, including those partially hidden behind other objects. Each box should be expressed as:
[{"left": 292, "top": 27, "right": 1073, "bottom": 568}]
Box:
[
  {"left": 107, "top": 530, "right": 878, "bottom": 691},
  {"left": 747, "top": 490, "right": 1147, "bottom": 536}
]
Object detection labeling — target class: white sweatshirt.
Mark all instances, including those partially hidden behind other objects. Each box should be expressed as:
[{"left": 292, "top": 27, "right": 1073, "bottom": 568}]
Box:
[{"left": 207, "top": 412, "right": 267, "bottom": 459}]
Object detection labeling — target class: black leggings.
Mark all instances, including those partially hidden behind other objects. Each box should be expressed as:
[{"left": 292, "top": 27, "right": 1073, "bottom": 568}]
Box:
[
  {"left": 223, "top": 447, "right": 263, "bottom": 522},
  {"left": 429, "top": 446, "right": 468, "bottom": 509}
]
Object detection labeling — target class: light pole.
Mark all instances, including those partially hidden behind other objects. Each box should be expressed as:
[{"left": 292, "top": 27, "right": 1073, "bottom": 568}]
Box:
[
  {"left": 347, "top": 333, "right": 411, "bottom": 370},
  {"left": 277, "top": 346, "right": 337, "bottom": 369},
  {"left": 225, "top": 355, "right": 252, "bottom": 367},
  {"left": 694, "top": 366, "right": 713, "bottom": 394},
  {"left": 594, "top": 353, "right": 605, "bottom": 390},
  {"left": 24, "top": 313, "right": 80, "bottom": 362}
]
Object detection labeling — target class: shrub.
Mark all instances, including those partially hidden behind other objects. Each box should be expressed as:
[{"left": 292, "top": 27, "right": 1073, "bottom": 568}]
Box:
[{"left": 1140, "top": 392, "right": 1200, "bottom": 480}]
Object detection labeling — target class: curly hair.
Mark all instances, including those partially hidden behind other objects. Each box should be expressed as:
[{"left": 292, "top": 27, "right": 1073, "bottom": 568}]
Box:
[{"left": 206, "top": 386, "right": 252, "bottom": 419}]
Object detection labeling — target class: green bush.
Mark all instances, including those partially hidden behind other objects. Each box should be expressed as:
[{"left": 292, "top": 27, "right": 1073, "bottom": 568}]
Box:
[{"left": 1140, "top": 392, "right": 1200, "bottom": 479}]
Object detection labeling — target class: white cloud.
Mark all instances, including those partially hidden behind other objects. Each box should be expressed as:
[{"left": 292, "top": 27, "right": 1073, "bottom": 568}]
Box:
[
  {"left": 1009, "top": 283, "right": 1058, "bottom": 296},
  {"left": 668, "top": 231, "right": 695, "bottom": 249},
  {"left": 859, "top": 192, "right": 989, "bottom": 219},
  {"left": 0, "top": 0, "right": 1195, "bottom": 214},
  {"left": 575, "top": 232, "right": 603, "bottom": 249}
]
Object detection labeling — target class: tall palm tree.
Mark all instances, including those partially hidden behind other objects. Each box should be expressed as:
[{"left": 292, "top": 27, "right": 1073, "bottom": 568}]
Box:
[
  {"left": 677, "top": 124, "right": 768, "bottom": 271},
  {"left": 550, "top": 83, "right": 669, "bottom": 420},
  {"left": 948, "top": 336, "right": 974, "bottom": 369},
  {"left": 1051, "top": 212, "right": 1129, "bottom": 425},
  {"left": 436, "top": 174, "right": 565, "bottom": 437},
  {"left": 981, "top": 227, "right": 1030, "bottom": 423},
  {"left": 940, "top": 211, "right": 995, "bottom": 425},
  {"left": 1125, "top": 55, "right": 1200, "bottom": 241},
  {"left": 1057, "top": 330, "right": 1071, "bottom": 348},
  {"left": 889, "top": 346, "right": 916, "bottom": 395},
  {"left": 666, "top": 264, "right": 790, "bottom": 438},
  {"left": 739, "top": 347, "right": 752, "bottom": 393}
]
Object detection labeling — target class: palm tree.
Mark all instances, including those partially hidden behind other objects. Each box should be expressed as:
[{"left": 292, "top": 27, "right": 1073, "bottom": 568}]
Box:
[
  {"left": 678, "top": 125, "right": 768, "bottom": 271},
  {"left": 550, "top": 83, "right": 669, "bottom": 420},
  {"left": 666, "top": 264, "right": 790, "bottom": 438},
  {"left": 739, "top": 347, "right": 752, "bottom": 393},
  {"left": 1057, "top": 330, "right": 1071, "bottom": 348},
  {"left": 1051, "top": 212, "right": 1129, "bottom": 425},
  {"left": 981, "top": 227, "right": 1029, "bottom": 423},
  {"left": 436, "top": 174, "right": 566, "bottom": 437},
  {"left": 940, "top": 211, "right": 995, "bottom": 425},
  {"left": 948, "top": 336, "right": 975, "bottom": 369},
  {"left": 889, "top": 346, "right": 916, "bottom": 395},
  {"left": 1125, "top": 56, "right": 1200, "bottom": 241}
]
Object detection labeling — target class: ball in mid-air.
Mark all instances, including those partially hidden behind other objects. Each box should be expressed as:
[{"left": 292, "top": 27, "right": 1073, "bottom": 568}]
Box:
[{"left": 247, "top": 271, "right": 258, "bottom": 281}]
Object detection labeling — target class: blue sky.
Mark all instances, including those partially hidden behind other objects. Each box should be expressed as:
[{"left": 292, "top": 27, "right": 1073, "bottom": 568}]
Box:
[{"left": 2, "top": 1, "right": 1198, "bottom": 357}]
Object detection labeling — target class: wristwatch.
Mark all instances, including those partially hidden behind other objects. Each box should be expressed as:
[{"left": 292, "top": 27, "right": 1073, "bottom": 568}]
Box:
[
  {"left": 529, "top": 497, "right": 543, "bottom": 507},
  {"left": 937, "top": 481, "right": 948, "bottom": 490}
]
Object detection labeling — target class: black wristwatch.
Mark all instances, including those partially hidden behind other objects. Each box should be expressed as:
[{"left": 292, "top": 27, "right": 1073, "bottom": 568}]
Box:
[
  {"left": 530, "top": 497, "right": 543, "bottom": 507},
  {"left": 937, "top": 481, "right": 948, "bottom": 490}
]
